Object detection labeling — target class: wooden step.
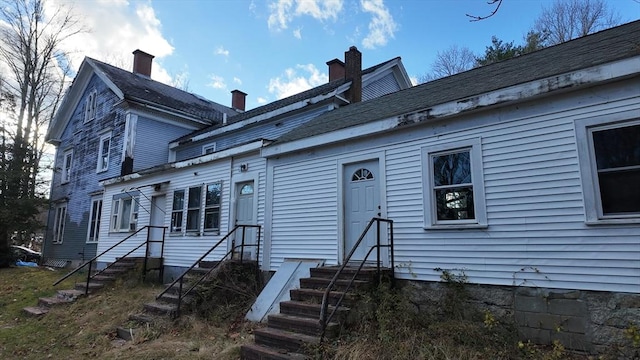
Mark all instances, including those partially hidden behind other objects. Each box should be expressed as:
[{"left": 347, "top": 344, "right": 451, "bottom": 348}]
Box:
[
  {"left": 254, "top": 327, "right": 320, "bottom": 353},
  {"left": 267, "top": 313, "right": 339, "bottom": 338},
  {"left": 289, "top": 288, "right": 356, "bottom": 307},
  {"left": 279, "top": 301, "right": 348, "bottom": 320},
  {"left": 240, "top": 343, "right": 309, "bottom": 360},
  {"left": 299, "top": 277, "right": 370, "bottom": 292}
]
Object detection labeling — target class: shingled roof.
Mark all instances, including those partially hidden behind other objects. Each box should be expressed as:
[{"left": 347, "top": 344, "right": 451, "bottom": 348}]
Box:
[
  {"left": 172, "top": 57, "right": 401, "bottom": 143},
  {"left": 276, "top": 21, "right": 640, "bottom": 144},
  {"left": 89, "top": 58, "right": 237, "bottom": 123}
]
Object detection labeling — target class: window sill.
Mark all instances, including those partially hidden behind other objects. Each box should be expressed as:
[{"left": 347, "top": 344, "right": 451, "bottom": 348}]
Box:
[
  {"left": 96, "top": 169, "right": 108, "bottom": 174},
  {"left": 585, "top": 218, "right": 640, "bottom": 226},
  {"left": 86, "top": 241, "right": 98, "bottom": 244},
  {"left": 424, "top": 223, "right": 488, "bottom": 230}
]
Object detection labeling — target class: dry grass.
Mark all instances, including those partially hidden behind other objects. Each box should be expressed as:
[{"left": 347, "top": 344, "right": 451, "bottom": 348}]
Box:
[{"left": 0, "top": 266, "right": 256, "bottom": 360}]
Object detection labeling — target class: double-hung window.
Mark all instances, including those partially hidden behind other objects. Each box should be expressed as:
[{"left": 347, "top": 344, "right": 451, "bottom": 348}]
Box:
[
  {"left": 97, "top": 133, "right": 111, "bottom": 172},
  {"left": 422, "top": 139, "right": 487, "bottom": 228},
  {"left": 53, "top": 203, "right": 67, "bottom": 244},
  {"left": 87, "top": 198, "right": 102, "bottom": 243},
  {"left": 576, "top": 114, "right": 640, "bottom": 223},
  {"left": 61, "top": 149, "right": 73, "bottom": 184},
  {"left": 111, "top": 196, "right": 139, "bottom": 232},
  {"left": 84, "top": 90, "right": 97, "bottom": 122},
  {"left": 171, "top": 182, "right": 222, "bottom": 234}
]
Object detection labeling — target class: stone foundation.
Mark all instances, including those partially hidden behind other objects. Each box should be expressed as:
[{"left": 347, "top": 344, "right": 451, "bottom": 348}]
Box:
[{"left": 400, "top": 280, "right": 640, "bottom": 355}]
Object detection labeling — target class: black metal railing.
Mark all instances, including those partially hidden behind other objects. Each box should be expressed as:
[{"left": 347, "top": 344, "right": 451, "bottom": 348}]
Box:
[
  {"left": 319, "top": 217, "right": 394, "bottom": 340},
  {"left": 53, "top": 225, "right": 167, "bottom": 295},
  {"left": 155, "top": 224, "right": 261, "bottom": 317}
]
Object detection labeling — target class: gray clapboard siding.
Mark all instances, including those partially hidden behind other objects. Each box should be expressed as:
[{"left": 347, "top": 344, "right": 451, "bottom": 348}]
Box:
[
  {"left": 362, "top": 72, "right": 402, "bottom": 101},
  {"left": 134, "top": 116, "right": 194, "bottom": 171}
]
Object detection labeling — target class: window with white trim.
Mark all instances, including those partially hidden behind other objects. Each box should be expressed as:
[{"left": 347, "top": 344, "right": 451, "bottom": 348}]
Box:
[
  {"left": 171, "top": 182, "right": 222, "bottom": 234},
  {"left": 97, "top": 133, "right": 111, "bottom": 172},
  {"left": 84, "top": 90, "right": 97, "bottom": 122},
  {"left": 422, "top": 139, "right": 487, "bottom": 228},
  {"left": 577, "top": 116, "right": 640, "bottom": 223},
  {"left": 111, "top": 196, "right": 139, "bottom": 232},
  {"left": 203, "top": 143, "right": 216, "bottom": 155},
  {"left": 61, "top": 149, "right": 73, "bottom": 184},
  {"left": 87, "top": 198, "right": 102, "bottom": 243},
  {"left": 53, "top": 203, "right": 67, "bottom": 244}
]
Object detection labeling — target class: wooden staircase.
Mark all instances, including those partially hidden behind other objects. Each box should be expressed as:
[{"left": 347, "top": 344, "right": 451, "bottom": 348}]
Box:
[
  {"left": 241, "top": 265, "right": 392, "bottom": 360},
  {"left": 23, "top": 257, "right": 146, "bottom": 317}
]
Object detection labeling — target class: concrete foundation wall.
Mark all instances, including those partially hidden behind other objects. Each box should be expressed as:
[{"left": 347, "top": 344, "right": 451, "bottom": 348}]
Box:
[{"left": 401, "top": 280, "right": 640, "bottom": 355}]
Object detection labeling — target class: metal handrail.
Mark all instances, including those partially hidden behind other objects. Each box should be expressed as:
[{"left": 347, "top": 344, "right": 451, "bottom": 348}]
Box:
[
  {"left": 319, "top": 217, "right": 394, "bottom": 340},
  {"left": 53, "top": 225, "right": 167, "bottom": 295},
  {"left": 155, "top": 224, "right": 261, "bottom": 317}
]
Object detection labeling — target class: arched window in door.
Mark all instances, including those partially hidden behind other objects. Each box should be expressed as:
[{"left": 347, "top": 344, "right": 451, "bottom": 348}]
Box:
[{"left": 351, "top": 168, "right": 374, "bottom": 182}]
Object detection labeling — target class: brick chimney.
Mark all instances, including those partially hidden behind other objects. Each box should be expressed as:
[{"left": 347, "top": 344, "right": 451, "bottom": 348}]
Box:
[
  {"left": 344, "top": 46, "right": 362, "bottom": 103},
  {"left": 231, "top": 90, "right": 247, "bottom": 112},
  {"left": 132, "top": 49, "right": 154, "bottom": 77},
  {"left": 327, "top": 58, "right": 345, "bottom": 81}
]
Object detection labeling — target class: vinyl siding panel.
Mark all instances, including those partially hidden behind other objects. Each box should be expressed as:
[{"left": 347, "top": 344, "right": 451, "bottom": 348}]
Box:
[
  {"left": 267, "top": 80, "right": 640, "bottom": 293},
  {"left": 362, "top": 72, "right": 402, "bottom": 101},
  {"left": 134, "top": 116, "right": 193, "bottom": 171}
]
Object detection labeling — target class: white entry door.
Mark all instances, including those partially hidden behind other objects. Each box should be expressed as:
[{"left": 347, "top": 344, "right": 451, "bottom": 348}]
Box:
[
  {"left": 343, "top": 160, "right": 380, "bottom": 263},
  {"left": 148, "top": 195, "right": 166, "bottom": 257},
  {"left": 234, "top": 181, "right": 256, "bottom": 259}
]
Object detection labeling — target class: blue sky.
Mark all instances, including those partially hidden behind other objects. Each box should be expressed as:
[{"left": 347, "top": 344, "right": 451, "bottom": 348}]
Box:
[{"left": 58, "top": 0, "right": 639, "bottom": 110}]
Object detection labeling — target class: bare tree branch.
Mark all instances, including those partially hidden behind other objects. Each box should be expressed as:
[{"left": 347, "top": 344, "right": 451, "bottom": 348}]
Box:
[{"left": 466, "top": 0, "right": 503, "bottom": 22}]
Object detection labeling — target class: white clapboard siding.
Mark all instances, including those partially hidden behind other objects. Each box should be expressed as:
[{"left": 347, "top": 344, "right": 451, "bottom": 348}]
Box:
[{"left": 268, "top": 82, "right": 640, "bottom": 293}]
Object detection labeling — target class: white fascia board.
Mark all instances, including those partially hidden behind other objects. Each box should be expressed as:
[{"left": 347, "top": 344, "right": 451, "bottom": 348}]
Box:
[
  {"left": 263, "top": 56, "right": 640, "bottom": 157},
  {"left": 88, "top": 59, "right": 125, "bottom": 99},
  {"left": 127, "top": 106, "right": 202, "bottom": 130},
  {"left": 101, "top": 140, "right": 266, "bottom": 186},
  {"left": 177, "top": 90, "right": 342, "bottom": 146}
]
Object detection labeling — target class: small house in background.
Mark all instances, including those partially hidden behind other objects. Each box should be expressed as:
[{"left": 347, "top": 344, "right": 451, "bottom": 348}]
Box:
[
  {"left": 43, "top": 50, "right": 237, "bottom": 266},
  {"left": 260, "top": 21, "right": 640, "bottom": 353}
]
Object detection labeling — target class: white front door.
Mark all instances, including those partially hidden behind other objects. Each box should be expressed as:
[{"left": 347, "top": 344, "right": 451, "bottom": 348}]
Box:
[
  {"left": 343, "top": 160, "right": 380, "bottom": 263},
  {"left": 234, "top": 181, "right": 256, "bottom": 259},
  {"left": 149, "top": 195, "right": 166, "bottom": 257}
]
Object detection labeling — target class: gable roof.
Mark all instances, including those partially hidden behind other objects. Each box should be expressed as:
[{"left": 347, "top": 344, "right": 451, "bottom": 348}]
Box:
[
  {"left": 46, "top": 58, "right": 237, "bottom": 143},
  {"left": 171, "top": 57, "right": 408, "bottom": 145},
  {"left": 275, "top": 20, "right": 640, "bottom": 145}
]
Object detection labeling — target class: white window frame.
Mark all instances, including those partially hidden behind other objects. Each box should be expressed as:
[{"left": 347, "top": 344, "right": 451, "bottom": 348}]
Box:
[
  {"left": 186, "top": 186, "right": 202, "bottom": 233},
  {"left": 171, "top": 182, "right": 223, "bottom": 234},
  {"left": 53, "top": 203, "right": 67, "bottom": 244},
  {"left": 575, "top": 111, "right": 640, "bottom": 225},
  {"left": 204, "top": 182, "right": 222, "bottom": 232},
  {"left": 97, "top": 133, "right": 111, "bottom": 173},
  {"left": 171, "top": 190, "right": 185, "bottom": 233},
  {"left": 202, "top": 143, "right": 216, "bottom": 155},
  {"left": 61, "top": 149, "right": 73, "bottom": 184},
  {"left": 84, "top": 90, "right": 97, "bottom": 123},
  {"left": 421, "top": 138, "right": 487, "bottom": 229},
  {"left": 110, "top": 196, "right": 139, "bottom": 232},
  {"left": 87, "top": 198, "right": 103, "bottom": 243}
]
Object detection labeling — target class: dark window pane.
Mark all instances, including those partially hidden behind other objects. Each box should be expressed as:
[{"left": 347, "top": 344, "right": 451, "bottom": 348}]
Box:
[
  {"left": 188, "top": 187, "right": 201, "bottom": 208},
  {"left": 598, "top": 169, "right": 640, "bottom": 214},
  {"left": 435, "top": 187, "right": 474, "bottom": 221},
  {"left": 204, "top": 208, "right": 220, "bottom": 230},
  {"left": 171, "top": 212, "right": 182, "bottom": 232},
  {"left": 593, "top": 125, "right": 640, "bottom": 170},
  {"left": 433, "top": 151, "right": 471, "bottom": 186},
  {"left": 173, "top": 190, "right": 184, "bottom": 210},
  {"left": 206, "top": 183, "right": 221, "bottom": 205},
  {"left": 186, "top": 209, "right": 200, "bottom": 231}
]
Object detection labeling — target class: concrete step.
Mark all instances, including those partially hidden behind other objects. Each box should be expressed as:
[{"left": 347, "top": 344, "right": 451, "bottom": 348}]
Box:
[
  {"left": 23, "top": 306, "right": 49, "bottom": 317},
  {"left": 289, "top": 288, "right": 356, "bottom": 307},
  {"left": 279, "top": 301, "right": 349, "bottom": 320},
  {"left": 267, "top": 313, "right": 339, "bottom": 338},
  {"left": 299, "top": 277, "right": 370, "bottom": 292},
  {"left": 56, "top": 289, "right": 85, "bottom": 301},
  {"left": 240, "top": 343, "right": 309, "bottom": 360},
  {"left": 143, "top": 301, "right": 178, "bottom": 318},
  {"left": 74, "top": 281, "right": 104, "bottom": 292},
  {"left": 38, "top": 296, "right": 74, "bottom": 308},
  {"left": 91, "top": 274, "right": 117, "bottom": 282},
  {"left": 128, "top": 313, "right": 156, "bottom": 325},
  {"left": 156, "top": 292, "right": 193, "bottom": 305},
  {"left": 254, "top": 327, "right": 320, "bottom": 353},
  {"left": 310, "top": 266, "right": 392, "bottom": 282},
  {"left": 116, "top": 326, "right": 138, "bottom": 341}
]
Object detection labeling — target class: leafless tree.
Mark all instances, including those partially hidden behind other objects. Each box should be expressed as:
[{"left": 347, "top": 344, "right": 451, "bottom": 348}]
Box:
[
  {"left": 0, "top": 0, "right": 83, "bottom": 264},
  {"left": 533, "top": 0, "right": 620, "bottom": 46},
  {"left": 419, "top": 45, "right": 476, "bottom": 83}
]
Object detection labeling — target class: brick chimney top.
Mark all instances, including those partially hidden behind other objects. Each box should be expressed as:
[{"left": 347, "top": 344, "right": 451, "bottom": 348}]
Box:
[
  {"left": 345, "top": 46, "right": 362, "bottom": 103},
  {"left": 132, "top": 49, "right": 154, "bottom": 77},
  {"left": 327, "top": 58, "right": 345, "bottom": 82},
  {"left": 231, "top": 89, "right": 247, "bottom": 112}
]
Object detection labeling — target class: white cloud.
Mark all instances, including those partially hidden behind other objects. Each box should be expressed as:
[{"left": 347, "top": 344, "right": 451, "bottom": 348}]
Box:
[
  {"left": 233, "top": 77, "right": 242, "bottom": 85},
  {"left": 268, "top": 63, "right": 327, "bottom": 99},
  {"left": 268, "top": 0, "right": 343, "bottom": 31},
  {"left": 215, "top": 46, "right": 230, "bottom": 57},
  {"left": 293, "top": 27, "right": 302, "bottom": 39},
  {"left": 207, "top": 74, "right": 227, "bottom": 89},
  {"left": 257, "top": 97, "right": 268, "bottom": 104},
  {"left": 51, "top": 0, "right": 175, "bottom": 83},
  {"left": 360, "top": 0, "right": 396, "bottom": 49}
]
